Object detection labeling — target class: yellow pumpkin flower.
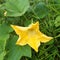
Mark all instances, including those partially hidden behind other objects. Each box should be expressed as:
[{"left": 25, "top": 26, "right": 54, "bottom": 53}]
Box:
[{"left": 11, "top": 21, "right": 53, "bottom": 52}]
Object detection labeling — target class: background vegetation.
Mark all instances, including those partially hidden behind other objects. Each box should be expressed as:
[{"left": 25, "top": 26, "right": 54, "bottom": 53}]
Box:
[{"left": 0, "top": 0, "right": 60, "bottom": 60}]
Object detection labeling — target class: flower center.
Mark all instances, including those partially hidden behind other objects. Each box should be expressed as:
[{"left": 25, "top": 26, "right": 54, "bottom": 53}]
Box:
[{"left": 28, "top": 30, "right": 36, "bottom": 38}]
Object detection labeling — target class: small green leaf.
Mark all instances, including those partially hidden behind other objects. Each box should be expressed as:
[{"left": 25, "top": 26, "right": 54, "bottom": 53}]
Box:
[
  {"left": 4, "top": 0, "right": 30, "bottom": 17},
  {"left": 5, "top": 36, "right": 31, "bottom": 60},
  {"left": 34, "top": 2, "right": 49, "bottom": 18},
  {"left": 55, "top": 16, "right": 60, "bottom": 27}
]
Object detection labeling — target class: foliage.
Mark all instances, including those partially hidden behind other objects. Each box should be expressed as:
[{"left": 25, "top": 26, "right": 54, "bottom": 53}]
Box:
[{"left": 0, "top": 0, "right": 60, "bottom": 60}]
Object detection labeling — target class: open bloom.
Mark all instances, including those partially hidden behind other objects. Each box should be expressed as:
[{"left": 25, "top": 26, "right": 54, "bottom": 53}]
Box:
[{"left": 11, "top": 21, "right": 53, "bottom": 52}]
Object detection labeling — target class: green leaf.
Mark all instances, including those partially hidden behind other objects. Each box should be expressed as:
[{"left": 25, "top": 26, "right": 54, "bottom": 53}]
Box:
[
  {"left": 55, "top": 16, "right": 60, "bottom": 27},
  {"left": 5, "top": 36, "right": 31, "bottom": 60},
  {"left": 34, "top": 2, "right": 49, "bottom": 18},
  {"left": 0, "top": 23, "right": 13, "bottom": 60},
  {"left": 0, "top": 23, "right": 13, "bottom": 49},
  {"left": 0, "top": 51, "right": 6, "bottom": 60},
  {"left": 0, "top": 23, "right": 13, "bottom": 40},
  {"left": 4, "top": 0, "right": 30, "bottom": 17}
]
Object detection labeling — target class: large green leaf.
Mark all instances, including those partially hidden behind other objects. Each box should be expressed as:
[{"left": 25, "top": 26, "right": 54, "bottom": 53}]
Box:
[
  {"left": 5, "top": 36, "right": 31, "bottom": 60},
  {"left": 4, "top": 0, "right": 30, "bottom": 17},
  {"left": 0, "top": 23, "right": 13, "bottom": 60},
  {"left": 34, "top": 2, "right": 49, "bottom": 18}
]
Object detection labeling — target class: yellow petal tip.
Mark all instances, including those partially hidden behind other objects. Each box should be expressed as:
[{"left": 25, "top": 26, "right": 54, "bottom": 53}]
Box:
[
  {"left": 35, "top": 49, "right": 38, "bottom": 52},
  {"left": 49, "top": 37, "right": 53, "bottom": 40},
  {"left": 35, "top": 21, "right": 39, "bottom": 25},
  {"left": 11, "top": 25, "right": 14, "bottom": 27}
]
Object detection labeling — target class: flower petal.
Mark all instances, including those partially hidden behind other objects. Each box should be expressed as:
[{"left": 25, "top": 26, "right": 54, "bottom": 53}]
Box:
[
  {"left": 27, "top": 37, "right": 40, "bottom": 52},
  {"left": 16, "top": 35, "right": 28, "bottom": 45},
  {"left": 39, "top": 32, "right": 53, "bottom": 43}
]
